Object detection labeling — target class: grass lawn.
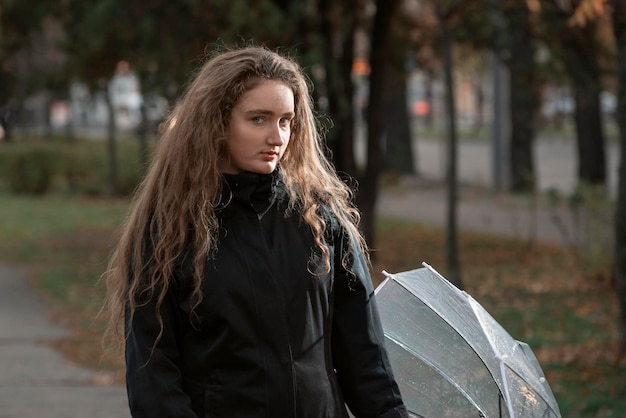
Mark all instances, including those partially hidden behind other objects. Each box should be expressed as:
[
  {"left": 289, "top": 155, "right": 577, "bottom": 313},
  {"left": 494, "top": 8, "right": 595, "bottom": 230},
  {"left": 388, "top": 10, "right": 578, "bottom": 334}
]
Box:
[{"left": 0, "top": 193, "right": 624, "bottom": 417}]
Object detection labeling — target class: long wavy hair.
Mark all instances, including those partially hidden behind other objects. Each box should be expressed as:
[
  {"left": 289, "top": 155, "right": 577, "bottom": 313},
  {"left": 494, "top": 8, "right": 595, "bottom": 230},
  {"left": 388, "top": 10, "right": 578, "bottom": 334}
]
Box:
[{"left": 103, "top": 45, "right": 368, "bottom": 347}]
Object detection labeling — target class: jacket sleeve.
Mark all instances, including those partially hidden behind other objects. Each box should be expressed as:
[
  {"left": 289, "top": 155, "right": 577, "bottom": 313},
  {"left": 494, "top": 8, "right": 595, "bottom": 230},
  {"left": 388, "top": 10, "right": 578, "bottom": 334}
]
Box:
[
  {"left": 331, "top": 228, "right": 409, "bottom": 418},
  {"left": 125, "top": 269, "right": 197, "bottom": 418}
]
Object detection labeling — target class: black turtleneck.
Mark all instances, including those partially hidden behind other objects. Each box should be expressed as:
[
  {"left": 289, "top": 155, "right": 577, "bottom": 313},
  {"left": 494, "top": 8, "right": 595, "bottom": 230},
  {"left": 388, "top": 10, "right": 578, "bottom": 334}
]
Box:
[
  {"left": 222, "top": 170, "right": 279, "bottom": 217},
  {"left": 221, "top": 169, "right": 285, "bottom": 249}
]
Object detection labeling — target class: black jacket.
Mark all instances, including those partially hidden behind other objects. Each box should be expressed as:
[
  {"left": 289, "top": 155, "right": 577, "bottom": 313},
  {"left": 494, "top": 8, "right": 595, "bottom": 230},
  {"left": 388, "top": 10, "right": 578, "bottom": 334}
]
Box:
[{"left": 125, "top": 170, "right": 407, "bottom": 418}]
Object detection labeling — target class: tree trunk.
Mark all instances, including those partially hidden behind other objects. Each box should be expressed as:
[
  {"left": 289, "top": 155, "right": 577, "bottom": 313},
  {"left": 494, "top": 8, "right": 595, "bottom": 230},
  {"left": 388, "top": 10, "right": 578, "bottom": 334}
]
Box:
[
  {"left": 572, "top": 86, "right": 606, "bottom": 185},
  {"left": 105, "top": 84, "right": 118, "bottom": 197},
  {"left": 547, "top": 6, "right": 607, "bottom": 188},
  {"left": 319, "top": 0, "right": 357, "bottom": 175},
  {"left": 383, "top": 16, "right": 415, "bottom": 175},
  {"left": 441, "top": 20, "right": 462, "bottom": 289},
  {"left": 44, "top": 95, "right": 53, "bottom": 140},
  {"left": 611, "top": 0, "right": 626, "bottom": 360},
  {"left": 562, "top": 22, "right": 607, "bottom": 187},
  {"left": 65, "top": 85, "right": 75, "bottom": 143},
  {"left": 423, "top": 69, "right": 435, "bottom": 128},
  {"left": 473, "top": 79, "right": 485, "bottom": 132},
  {"left": 384, "top": 72, "right": 414, "bottom": 174},
  {"left": 0, "top": 70, "right": 11, "bottom": 141},
  {"left": 357, "top": 0, "right": 400, "bottom": 250},
  {"left": 507, "top": 4, "right": 536, "bottom": 193},
  {"left": 0, "top": 105, "right": 14, "bottom": 142},
  {"left": 138, "top": 100, "right": 149, "bottom": 170},
  {"left": 339, "top": 30, "right": 357, "bottom": 175}
]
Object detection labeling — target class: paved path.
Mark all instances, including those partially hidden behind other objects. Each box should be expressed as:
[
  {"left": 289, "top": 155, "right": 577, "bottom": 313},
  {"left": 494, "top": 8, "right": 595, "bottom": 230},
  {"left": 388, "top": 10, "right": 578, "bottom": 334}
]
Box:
[
  {"left": 377, "top": 137, "right": 618, "bottom": 247},
  {"left": 395, "top": 137, "right": 620, "bottom": 198},
  {"left": 378, "top": 178, "right": 581, "bottom": 246},
  {"left": 0, "top": 265, "right": 129, "bottom": 418}
]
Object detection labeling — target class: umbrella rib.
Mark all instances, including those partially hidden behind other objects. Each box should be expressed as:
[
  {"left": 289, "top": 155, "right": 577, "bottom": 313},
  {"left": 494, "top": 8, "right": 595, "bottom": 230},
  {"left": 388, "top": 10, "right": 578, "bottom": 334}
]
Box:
[
  {"left": 385, "top": 333, "right": 488, "bottom": 417},
  {"left": 375, "top": 271, "right": 394, "bottom": 295},
  {"left": 502, "top": 362, "right": 561, "bottom": 416},
  {"left": 467, "top": 297, "right": 517, "bottom": 418}
]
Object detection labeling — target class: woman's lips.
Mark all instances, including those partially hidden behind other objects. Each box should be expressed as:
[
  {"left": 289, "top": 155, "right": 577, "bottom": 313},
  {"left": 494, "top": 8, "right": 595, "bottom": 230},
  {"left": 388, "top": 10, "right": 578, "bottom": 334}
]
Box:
[{"left": 262, "top": 151, "right": 279, "bottom": 161}]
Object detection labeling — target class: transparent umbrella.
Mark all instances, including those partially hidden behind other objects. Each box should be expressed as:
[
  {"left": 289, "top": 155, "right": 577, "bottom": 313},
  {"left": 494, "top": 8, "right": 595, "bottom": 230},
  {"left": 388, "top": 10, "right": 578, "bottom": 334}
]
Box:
[{"left": 375, "top": 263, "right": 561, "bottom": 418}]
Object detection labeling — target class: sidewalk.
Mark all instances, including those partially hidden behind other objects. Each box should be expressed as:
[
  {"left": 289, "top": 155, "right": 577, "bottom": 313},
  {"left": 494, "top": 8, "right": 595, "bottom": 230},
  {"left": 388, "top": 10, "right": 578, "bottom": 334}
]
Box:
[
  {"left": 0, "top": 264, "right": 129, "bottom": 418},
  {"left": 376, "top": 136, "right": 617, "bottom": 247},
  {"left": 378, "top": 176, "right": 579, "bottom": 247}
]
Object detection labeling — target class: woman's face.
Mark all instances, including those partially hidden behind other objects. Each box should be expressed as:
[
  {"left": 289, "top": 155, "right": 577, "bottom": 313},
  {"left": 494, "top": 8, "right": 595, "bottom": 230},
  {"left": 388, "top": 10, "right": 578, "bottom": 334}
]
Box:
[{"left": 223, "top": 80, "right": 295, "bottom": 174}]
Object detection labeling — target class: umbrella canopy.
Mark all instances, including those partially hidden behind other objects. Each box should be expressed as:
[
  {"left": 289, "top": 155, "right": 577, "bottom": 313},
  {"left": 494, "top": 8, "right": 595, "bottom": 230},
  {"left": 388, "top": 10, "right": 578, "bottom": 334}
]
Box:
[{"left": 375, "top": 263, "right": 561, "bottom": 418}]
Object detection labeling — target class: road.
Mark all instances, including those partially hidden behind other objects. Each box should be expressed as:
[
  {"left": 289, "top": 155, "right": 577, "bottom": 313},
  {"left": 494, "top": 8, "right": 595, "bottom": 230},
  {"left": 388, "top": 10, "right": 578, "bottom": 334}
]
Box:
[{"left": 413, "top": 137, "right": 620, "bottom": 197}]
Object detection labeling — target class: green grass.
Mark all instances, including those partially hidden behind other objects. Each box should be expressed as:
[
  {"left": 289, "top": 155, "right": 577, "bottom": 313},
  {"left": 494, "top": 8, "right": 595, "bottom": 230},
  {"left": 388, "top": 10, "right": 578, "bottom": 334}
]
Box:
[
  {"left": 0, "top": 193, "right": 129, "bottom": 336},
  {"left": 0, "top": 193, "right": 624, "bottom": 417},
  {"left": 0, "top": 193, "right": 128, "bottom": 262}
]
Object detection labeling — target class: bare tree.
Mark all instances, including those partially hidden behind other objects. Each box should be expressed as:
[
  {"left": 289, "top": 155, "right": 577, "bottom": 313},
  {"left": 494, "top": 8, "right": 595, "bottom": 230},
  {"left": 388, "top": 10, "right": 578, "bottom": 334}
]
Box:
[
  {"left": 506, "top": 2, "right": 537, "bottom": 192},
  {"left": 318, "top": 0, "right": 360, "bottom": 175},
  {"left": 357, "top": 0, "right": 401, "bottom": 250},
  {"left": 384, "top": 12, "right": 417, "bottom": 175},
  {"left": 541, "top": 1, "right": 609, "bottom": 188},
  {"left": 430, "top": 0, "right": 469, "bottom": 289}
]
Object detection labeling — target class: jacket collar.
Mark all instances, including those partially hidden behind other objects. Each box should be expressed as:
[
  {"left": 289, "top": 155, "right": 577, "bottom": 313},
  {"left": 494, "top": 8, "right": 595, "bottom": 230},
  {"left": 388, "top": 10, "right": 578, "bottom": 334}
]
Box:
[{"left": 220, "top": 168, "right": 283, "bottom": 216}]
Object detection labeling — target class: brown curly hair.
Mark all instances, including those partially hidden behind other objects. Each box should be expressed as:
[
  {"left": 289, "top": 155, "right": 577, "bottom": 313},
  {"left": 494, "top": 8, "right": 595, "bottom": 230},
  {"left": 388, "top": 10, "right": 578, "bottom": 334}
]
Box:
[{"left": 103, "top": 45, "right": 367, "bottom": 348}]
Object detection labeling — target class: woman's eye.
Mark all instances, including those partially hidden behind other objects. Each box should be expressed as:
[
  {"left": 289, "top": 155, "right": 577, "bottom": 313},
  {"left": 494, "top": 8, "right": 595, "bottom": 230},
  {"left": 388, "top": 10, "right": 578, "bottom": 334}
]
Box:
[
  {"left": 252, "top": 116, "right": 263, "bottom": 123},
  {"left": 279, "top": 118, "right": 292, "bottom": 126}
]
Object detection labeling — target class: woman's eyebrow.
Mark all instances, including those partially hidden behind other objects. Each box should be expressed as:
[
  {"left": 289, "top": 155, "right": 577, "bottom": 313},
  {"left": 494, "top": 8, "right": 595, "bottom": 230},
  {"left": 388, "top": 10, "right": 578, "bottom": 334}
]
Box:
[
  {"left": 244, "top": 109, "right": 295, "bottom": 117},
  {"left": 244, "top": 109, "right": 273, "bottom": 115}
]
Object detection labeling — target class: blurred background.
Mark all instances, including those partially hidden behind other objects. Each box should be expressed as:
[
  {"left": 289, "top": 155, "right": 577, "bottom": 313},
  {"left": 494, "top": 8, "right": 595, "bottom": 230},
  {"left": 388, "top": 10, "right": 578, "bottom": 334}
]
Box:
[{"left": 1, "top": 0, "right": 625, "bottom": 417}]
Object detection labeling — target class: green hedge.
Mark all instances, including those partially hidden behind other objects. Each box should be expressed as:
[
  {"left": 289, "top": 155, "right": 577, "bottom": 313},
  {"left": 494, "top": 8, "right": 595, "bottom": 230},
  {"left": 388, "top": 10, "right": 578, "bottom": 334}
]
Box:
[
  {"left": 5, "top": 146, "right": 56, "bottom": 194},
  {"left": 0, "top": 138, "right": 151, "bottom": 196}
]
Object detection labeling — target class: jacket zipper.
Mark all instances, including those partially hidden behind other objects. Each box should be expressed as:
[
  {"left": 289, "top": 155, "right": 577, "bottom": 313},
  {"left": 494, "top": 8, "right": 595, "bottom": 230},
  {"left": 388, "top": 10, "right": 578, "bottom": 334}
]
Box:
[{"left": 256, "top": 213, "right": 298, "bottom": 416}]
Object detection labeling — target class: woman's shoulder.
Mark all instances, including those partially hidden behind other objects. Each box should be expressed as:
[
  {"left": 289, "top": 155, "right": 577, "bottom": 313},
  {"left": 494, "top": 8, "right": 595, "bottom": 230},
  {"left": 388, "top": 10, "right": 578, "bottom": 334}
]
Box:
[{"left": 315, "top": 201, "right": 346, "bottom": 243}]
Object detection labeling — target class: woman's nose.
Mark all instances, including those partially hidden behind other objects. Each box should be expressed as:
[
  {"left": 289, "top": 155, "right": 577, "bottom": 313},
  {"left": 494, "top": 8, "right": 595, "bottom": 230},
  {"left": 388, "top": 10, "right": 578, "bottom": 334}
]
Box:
[{"left": 267, "top": 123, "right": 286, "bottom": 145}]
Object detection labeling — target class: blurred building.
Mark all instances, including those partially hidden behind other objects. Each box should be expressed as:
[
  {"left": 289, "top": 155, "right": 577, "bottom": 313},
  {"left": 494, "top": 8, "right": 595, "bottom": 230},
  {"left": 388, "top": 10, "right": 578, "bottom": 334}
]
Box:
[{"left": 18, "top": 60, "right": 168, "bottom": 138}]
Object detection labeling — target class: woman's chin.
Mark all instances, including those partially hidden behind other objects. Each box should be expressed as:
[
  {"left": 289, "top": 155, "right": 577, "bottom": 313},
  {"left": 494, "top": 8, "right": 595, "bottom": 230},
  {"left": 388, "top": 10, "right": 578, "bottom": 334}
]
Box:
[{"left": 249, "top": 163, "right": 278, "bottom": 174}]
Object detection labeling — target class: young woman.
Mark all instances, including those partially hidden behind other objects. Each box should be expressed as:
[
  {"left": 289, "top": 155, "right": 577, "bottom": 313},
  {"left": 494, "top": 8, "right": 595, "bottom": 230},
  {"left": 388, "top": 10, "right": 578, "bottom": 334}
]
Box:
[{"left": 104, "top": 45, "right": 408, "bottom": 418}]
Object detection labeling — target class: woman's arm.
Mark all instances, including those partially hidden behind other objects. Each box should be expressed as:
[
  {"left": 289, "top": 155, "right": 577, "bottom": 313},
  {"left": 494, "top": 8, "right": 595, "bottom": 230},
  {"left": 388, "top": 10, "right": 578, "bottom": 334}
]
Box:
[
  {"left": 125, "top": 277, "right": 197, "bottom": 418},
  {"left": 331, "top": 229, "right": 408, "bottom": 418}
]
